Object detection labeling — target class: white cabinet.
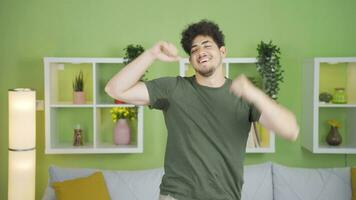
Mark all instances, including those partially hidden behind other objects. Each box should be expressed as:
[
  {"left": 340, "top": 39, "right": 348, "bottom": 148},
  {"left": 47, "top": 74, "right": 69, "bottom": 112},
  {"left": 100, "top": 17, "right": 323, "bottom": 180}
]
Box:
[
  {"left": 179, "top": 58, "right": 275, "bottom": 153},
  {"left": 44, "top": 57, "right": 143, "bottom": 154},
  {"left": 301, "top": 57, "right": 356, "bottom": 154}
]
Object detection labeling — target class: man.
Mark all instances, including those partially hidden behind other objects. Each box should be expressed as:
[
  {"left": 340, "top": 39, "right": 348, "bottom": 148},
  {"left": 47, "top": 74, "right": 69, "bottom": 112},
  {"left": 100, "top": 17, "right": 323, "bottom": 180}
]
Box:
[{"left": 105, "top": 20, "right": 299, "bottom": 200}]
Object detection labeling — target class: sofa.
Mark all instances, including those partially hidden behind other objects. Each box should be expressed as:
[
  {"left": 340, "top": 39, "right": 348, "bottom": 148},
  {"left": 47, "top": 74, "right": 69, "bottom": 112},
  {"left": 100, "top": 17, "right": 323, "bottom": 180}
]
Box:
[{"left": 42, "top": 162, "right": 352, "bottom": 200}]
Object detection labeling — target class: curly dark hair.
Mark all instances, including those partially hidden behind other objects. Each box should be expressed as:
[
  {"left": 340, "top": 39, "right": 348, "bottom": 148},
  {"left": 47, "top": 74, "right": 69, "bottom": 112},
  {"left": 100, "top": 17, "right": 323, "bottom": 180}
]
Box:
[{"left": 181, "top": 19, "right": 225, "bottom": 55}]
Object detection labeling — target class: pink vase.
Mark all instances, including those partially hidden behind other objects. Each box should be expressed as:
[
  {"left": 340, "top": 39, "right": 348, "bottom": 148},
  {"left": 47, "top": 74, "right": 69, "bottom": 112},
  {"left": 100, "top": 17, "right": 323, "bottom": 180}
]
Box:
[
  {"left": 114, "top": 119, "right": 131, "bottom": 145},
  {"left": 73, "top": 91, "right": 86, "bottom": 104}
]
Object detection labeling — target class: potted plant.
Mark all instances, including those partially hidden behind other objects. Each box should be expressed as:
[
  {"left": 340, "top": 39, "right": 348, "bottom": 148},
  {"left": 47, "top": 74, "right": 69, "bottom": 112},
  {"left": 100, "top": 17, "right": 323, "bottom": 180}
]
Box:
[
  {"left": 124, "top": 44, "right": 145, "bottom": 64},
  {"left": 72, "top": 70, "right": 85, "bottom": 104},
  {"left": 256, "top": 41, "right": 284, "bottom": 100},
  {"left": 110, "top": 107, "right": 137, "bottom": 145},
  {"left": 114, "top": 44, "right": 146, "bottom": 104},
  {"left": 319, "top": 92, "right": 333, "bottom": 103}
]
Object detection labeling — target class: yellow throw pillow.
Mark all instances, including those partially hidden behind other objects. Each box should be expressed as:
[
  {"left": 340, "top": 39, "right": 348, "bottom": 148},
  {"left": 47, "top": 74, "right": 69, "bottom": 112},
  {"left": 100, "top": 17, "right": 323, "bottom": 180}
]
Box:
[
  {"left": 352, "top": 168, "right": 356, "bottom": 200},
  {"left": 52, "top": 172, "right": 110, "bottom": 200}
]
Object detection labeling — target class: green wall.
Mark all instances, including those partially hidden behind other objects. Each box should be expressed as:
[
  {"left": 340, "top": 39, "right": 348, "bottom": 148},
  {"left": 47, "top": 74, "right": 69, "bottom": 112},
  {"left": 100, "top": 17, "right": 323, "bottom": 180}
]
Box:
[{"left": 1, "top": 0, "right": 356, "bottom": 199}]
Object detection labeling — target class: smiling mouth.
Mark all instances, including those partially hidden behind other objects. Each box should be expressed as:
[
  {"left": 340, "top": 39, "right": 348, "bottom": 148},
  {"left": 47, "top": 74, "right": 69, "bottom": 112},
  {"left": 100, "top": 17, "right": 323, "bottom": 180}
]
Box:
[{"left": 198, "top": 57, "right": 210, "bottom": 64}]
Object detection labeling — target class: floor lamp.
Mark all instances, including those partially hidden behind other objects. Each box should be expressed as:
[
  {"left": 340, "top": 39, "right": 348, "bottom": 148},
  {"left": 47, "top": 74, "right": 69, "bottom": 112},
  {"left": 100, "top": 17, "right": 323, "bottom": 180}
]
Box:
[{"left": 8, "top": 88, "right": 36, "bottom": 200}]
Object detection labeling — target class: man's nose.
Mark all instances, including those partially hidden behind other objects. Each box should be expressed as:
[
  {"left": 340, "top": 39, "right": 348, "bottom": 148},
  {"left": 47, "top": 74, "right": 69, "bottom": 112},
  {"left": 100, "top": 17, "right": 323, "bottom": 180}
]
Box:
[{"left": 198, "top": 50, "right": 207, "bottom": 58}]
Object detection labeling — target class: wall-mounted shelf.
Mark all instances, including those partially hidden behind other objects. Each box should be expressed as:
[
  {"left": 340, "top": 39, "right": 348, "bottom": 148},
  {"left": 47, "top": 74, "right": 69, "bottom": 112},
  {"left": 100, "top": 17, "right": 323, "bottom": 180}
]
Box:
[
  {"left": 44, "top": 57, "right": 144, "bottom": 154},
  {"left": 301, "top": 57, "right": 356, "bottom": 154}
]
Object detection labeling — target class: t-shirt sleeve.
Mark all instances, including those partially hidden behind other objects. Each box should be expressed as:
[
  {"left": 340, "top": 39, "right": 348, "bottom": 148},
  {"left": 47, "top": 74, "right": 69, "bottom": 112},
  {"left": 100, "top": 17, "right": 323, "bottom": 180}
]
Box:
[
  {"left": 144, "top": 77, "right": 178, "bottom": 110},
  {"left": 249, "top": 103, "right": 261, "bottom": 122}
]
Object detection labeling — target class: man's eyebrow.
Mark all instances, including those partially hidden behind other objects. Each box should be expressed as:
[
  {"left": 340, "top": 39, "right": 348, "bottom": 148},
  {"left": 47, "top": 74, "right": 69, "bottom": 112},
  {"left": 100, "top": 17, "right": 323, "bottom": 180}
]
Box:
[
  {"left": 191, "top": 40, "right": 211, "bottom": 49},
  {"left": 201, "top": 40, "right": 210, "bottom": 45}
]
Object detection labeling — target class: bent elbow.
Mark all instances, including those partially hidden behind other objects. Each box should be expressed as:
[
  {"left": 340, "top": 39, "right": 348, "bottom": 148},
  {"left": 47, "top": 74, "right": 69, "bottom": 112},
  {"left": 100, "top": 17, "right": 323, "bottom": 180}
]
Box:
[
  {"left": 105, "top": 83, "right": 117, "bottom": 99},
  {"left": 105, "top": 83, "right": 125, "bottom": 101},
  {"left": 104, "top": 84, "right": 112, "bottom": 97}
]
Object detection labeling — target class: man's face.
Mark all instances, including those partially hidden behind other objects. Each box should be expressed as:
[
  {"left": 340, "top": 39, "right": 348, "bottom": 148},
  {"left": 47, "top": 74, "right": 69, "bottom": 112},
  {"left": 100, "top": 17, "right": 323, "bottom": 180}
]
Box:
[{"left": 189, "top": 35, "right": 226, "bottom": 77}]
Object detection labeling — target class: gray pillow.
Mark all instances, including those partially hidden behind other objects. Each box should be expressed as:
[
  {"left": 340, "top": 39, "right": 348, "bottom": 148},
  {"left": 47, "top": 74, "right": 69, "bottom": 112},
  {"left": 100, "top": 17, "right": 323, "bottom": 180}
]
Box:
[
  {"left": 241, "top": 162, "right": 273, "bottom": 200},
  {"left": 42, "top": 166, "right": 164, "bottom": 200},
  {"left": 272, "top": 163, "right": 351, "bottom": 200}
]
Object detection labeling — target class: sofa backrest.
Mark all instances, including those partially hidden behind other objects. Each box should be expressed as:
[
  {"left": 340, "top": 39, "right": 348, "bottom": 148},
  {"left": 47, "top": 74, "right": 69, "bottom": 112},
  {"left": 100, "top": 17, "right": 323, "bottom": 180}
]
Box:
[
  {"left": 43, "top": 162, "right": 351, "bottom": 200},
  {"left": 272, "top": 163, "right": 351, "bottom": 200},
  {"left": 241, "top": 162, "right": 273, "bottom": 200}
]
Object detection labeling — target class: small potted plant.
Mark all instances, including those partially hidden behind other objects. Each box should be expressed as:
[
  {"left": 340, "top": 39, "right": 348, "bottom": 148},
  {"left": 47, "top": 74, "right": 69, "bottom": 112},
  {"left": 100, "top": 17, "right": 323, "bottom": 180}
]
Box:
[
  {"left": 72, "top": 70, "right": 85, "bottom": 104},
  {"left": 326, "top": 119, "right": 342, "bottom": 146},
  {"left": 114, "top": 44, "right": 146, "bottom": 104},
  {"left": 110, "top": 107, "right": 137, "bottom": 145},
  {"left": 256, "top": 41, "right": 284, "bottom": 100},
  {"left": 319, "top": 92, "right": 333, "bottom": 103}
]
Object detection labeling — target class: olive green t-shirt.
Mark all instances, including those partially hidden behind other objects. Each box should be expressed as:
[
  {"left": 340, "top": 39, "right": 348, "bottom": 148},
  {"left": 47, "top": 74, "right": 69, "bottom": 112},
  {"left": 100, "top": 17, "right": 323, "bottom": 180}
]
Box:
[{"left": 145, "top": 76, "right": 260, "bottom": 200}]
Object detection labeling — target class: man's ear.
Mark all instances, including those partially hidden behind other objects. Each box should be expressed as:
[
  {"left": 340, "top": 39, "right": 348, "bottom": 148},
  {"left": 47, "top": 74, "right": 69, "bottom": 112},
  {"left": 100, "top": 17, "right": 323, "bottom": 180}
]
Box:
[{"left": 220, "top": 46, "right": 226, "bottom": 57}]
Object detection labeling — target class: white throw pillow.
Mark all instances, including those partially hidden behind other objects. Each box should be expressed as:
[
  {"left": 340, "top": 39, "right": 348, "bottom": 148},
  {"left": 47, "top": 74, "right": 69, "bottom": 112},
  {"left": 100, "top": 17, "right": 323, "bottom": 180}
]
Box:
[
  {"left": 272, "top": 163, "right": 351, "bottom": 200},
  {"left": 241, "top": 162, "right": 273, "bottom": 200}
]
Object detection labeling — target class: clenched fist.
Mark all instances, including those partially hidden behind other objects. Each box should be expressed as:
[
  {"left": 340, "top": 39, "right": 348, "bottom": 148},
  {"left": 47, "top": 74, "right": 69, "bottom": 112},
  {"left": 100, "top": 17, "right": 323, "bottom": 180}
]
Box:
[
  {"left": 149, "top": 41, "right": 180, "bottom": 62},
  {"left": 230, "top": 74, "right": 261, "bottom": 103}
]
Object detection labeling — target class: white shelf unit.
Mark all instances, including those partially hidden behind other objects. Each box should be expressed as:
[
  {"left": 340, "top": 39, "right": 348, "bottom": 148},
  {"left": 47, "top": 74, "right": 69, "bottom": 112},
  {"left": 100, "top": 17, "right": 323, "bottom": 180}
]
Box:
[
  {"left": 179, "top": 58, "right": 275, "bottom": 153},
  {"left": 301, "top": 57, "right": 356, "bottom": 154},
  {"left": 44, "top": 57, "right": 144, "bottom": 154}
]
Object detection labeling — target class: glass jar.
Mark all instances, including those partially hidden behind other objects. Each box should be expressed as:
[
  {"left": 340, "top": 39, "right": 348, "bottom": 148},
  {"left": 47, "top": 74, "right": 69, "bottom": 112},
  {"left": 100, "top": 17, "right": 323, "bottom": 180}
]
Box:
[{"left": 332, "top": 88, "right": 347, "bottom": 104}]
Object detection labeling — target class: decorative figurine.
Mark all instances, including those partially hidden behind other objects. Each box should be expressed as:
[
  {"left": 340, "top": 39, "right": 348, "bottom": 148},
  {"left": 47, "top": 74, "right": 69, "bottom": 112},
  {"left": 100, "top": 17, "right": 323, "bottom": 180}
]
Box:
[{"left": 73, "top": 124, "right": 83, "bottom": 146}]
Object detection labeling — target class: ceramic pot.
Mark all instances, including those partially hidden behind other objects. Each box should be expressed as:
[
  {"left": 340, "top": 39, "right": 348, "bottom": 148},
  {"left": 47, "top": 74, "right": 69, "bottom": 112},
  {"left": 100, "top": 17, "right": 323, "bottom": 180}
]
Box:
[
  {"left": 114, "top": 119, "right": 131, "bottom": 145},
  {"left": 73, "top": 91, "right": 86, "bottom": 104},
  {"left": 326, "top": 126, "right": 342, "bottom": 146},
  {"left": 332, "top": 88, "right": 347, "bottom": 104}
]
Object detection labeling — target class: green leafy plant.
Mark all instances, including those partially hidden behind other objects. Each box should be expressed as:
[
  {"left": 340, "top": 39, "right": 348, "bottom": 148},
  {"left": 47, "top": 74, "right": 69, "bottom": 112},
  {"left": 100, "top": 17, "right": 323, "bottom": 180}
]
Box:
[
  {"left": 72, "top": 70, "right": 84, "bottom": 92},
  {"left": 110, "top": 107, "right": 137, "bottom": 122},
  {"left": 256, "top": 41, "right": 284, "bottom": 100},
  {"left": 123, "top": 44, "right": 147, "bottom": 80},
  {"left": 319, "top": 92, "right": 333, "bottom": 103},
  {"left": 123, "top": 44, "right": 145, "bottom": 64}
]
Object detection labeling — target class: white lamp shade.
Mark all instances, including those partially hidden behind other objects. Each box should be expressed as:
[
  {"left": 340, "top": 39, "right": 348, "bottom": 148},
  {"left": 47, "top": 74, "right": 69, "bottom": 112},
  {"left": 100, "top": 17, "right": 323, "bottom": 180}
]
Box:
[
  {"left": 8, "top": 88, "right": 36, "bottom": 200},
  {"left": 8, "top": 150, "right": 36, "bottom": 200},
  {"left": 8, "top": 89, "right": 36, "bottom": 149}
]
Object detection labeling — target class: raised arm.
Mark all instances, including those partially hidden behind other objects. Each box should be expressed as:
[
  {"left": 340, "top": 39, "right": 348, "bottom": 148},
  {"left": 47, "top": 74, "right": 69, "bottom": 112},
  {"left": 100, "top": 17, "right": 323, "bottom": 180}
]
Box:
[
  {"left": 105, "top": 41, "right": 180, "bottom": 105},
  {"left": 230, "top": 75, "right": 299, "bottom": 141}
]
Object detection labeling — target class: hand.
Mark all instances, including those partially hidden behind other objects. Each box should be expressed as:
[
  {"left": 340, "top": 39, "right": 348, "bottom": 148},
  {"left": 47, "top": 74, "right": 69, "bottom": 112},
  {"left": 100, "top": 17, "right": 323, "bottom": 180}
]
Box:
[
  {"left": 230, "top": 74, "right": 260, "bottom": 103},
  {"left": 149, "top": 41, "right": 180, "bottom": 62}
]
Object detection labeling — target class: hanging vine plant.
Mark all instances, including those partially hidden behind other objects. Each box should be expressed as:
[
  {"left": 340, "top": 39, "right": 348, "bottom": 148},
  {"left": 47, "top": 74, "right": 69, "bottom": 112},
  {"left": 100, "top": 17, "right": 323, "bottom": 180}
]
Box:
[{"left": 256, "top": 41, "right": 284, "bottom": 100}]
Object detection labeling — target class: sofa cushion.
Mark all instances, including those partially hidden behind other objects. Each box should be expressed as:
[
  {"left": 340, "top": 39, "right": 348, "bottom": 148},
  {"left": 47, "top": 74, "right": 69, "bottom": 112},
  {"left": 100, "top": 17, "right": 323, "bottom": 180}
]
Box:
[
  {"left": 241, "top": 162, "right": 273, "bottom": 200},
  {"left": 43, "top": 166, "right": 164, "bottom": 200},
  {"left": 272, "top": 163, "right": 351, "bottom": 200},
  {"left": 52, "top": 172, "right": 110, "bottom": 200},
  {"left": 351, "top": 168, "right": 356, "bottom": 200}
]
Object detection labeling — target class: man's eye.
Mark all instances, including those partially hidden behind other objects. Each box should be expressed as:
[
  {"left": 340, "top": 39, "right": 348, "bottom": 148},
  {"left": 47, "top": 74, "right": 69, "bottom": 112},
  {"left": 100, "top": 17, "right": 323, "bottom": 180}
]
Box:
[
  {"left": 191, "top": 49, "right": 197, "bottom": 53},
  {"left": 205, "top": 45, "right": 211, "bottom": 48}
]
